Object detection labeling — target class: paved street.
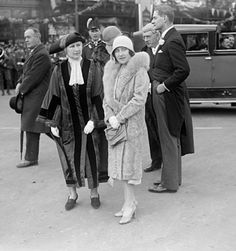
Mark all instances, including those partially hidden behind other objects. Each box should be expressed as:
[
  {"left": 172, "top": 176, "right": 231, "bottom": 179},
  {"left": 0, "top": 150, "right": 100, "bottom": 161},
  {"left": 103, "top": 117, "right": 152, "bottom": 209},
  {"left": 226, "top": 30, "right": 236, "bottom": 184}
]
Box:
[{"left": 0, "top": 95, "right": 236, "bottom": 251}]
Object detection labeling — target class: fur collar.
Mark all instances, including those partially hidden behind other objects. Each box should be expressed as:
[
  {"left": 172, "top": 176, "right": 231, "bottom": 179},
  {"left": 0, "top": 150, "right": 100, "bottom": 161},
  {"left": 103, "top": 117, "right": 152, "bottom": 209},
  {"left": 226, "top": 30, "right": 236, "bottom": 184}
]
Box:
[{"left": 103, "top": 52, "right": 149, "bottom": 108}]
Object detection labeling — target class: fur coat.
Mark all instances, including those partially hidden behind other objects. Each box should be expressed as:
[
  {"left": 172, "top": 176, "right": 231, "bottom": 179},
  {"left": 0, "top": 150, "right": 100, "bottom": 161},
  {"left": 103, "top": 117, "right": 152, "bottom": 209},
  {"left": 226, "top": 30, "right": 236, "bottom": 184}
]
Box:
[{"left": 103, "top": 52, "right": 150, "bottom": 181}]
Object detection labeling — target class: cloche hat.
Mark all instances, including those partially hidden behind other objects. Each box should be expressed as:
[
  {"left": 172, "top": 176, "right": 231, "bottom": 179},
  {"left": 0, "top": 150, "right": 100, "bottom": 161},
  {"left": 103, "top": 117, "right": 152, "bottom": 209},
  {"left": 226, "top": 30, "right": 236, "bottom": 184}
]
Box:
[{"left": 112, "top": 35, "right": 134, "bottom": 55}]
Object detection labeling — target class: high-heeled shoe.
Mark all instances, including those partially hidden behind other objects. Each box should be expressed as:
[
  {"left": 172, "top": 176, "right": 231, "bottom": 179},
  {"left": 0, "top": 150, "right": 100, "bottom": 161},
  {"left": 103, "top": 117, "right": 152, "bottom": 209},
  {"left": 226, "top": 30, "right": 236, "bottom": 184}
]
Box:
[
  {"left": 114, "top": 200, "right": 138, "bottom": 217},
  {"left": 119, "top": 203, "right": 136, "bottom": 225}
]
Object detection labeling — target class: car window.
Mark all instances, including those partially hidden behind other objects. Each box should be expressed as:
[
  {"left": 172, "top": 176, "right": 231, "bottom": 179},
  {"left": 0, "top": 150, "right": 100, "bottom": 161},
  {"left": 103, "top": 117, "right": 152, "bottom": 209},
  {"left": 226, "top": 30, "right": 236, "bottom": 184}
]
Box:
[
  {"left": 181, "top": 33, "right": 208, "bottom": 52},
  {"left": 217, "top": 32, "right": 236, "bottom": 50}
]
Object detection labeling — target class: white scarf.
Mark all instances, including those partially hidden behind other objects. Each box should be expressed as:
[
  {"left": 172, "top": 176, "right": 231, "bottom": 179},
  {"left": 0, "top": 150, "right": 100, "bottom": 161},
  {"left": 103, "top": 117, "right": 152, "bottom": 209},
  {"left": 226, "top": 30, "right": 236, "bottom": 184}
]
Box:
[{"left": 68, "top": 57, "right": 84, "bottom": 86}]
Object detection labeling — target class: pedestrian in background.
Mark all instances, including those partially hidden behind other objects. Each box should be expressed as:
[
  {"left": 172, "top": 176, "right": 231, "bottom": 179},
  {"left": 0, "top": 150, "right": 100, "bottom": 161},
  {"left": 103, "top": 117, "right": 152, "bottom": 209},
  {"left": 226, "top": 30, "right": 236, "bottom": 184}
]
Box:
[
  {"left": 0, "top": 48, "right": 13, "bottom": 95},
  {"left": 38, "top": 32, "right": 107, "bottom": 211},
  {"left": 15, "top": 27, "right": 51, "bottom": 168},
  {"left": 102, "top": 25, "right": 122, "bottom": 55},
  {"left": 103, "top": 36, "right": 150, "bottom": 224},
  {"left": 148, "top": 4, "right": 194, "bottom": 193},
  {"left": 82, "top": 17, "right": 106, "bottom": 61},
  {"left": 141, "top": 23, "right": 163, "bottom": 173}
]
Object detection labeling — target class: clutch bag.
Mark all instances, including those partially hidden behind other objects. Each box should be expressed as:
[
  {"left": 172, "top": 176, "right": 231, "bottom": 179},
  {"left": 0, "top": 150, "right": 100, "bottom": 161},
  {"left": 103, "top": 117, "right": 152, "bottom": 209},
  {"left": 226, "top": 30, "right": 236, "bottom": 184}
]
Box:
[{"left": 105, "top": 124, "right": 127, "bottom": 146}]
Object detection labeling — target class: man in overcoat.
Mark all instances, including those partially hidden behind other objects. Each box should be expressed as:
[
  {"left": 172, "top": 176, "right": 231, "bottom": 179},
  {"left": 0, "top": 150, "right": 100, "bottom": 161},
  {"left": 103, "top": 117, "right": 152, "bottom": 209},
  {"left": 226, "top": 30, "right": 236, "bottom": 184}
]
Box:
[
  {"left": 148, "top": 4, "right": 194, "bottom": 193},
  {"left": 141, "top": 23, "right": 163, "bottom": 172},
  {"left": 15, "top": 27, "right": 51, "bottom": 168}
]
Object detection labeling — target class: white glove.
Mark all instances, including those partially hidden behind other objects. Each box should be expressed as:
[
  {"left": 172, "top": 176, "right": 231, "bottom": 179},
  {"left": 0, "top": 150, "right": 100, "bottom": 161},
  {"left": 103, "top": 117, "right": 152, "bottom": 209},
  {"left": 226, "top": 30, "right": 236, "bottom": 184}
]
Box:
[
  {"left": 109, "top": 116, "right": 120, "bottom": 129},
  {"left": 84, "top": 120, "right": 94, "bottom": 134},
  {"left": 51, "top": 127, "right": 60, "bottom": 137},
  {"left": 156, "top": 83, "right": 166, "bottom": 94},
  {"left": 15, "top": 83, "right": 21, "bottom": 95}
]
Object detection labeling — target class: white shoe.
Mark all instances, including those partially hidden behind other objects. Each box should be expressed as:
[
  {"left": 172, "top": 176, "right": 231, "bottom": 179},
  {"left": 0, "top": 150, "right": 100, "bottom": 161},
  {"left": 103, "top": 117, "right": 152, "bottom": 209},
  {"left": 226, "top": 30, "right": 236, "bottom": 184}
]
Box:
[
  {"left": 128, "top": 179, "right": 141, "bottom": 185},
  {"left": 115, "top": 200, "right": 138, "bottom": 217},
  {"left": 119, "top": 203, "right": 136, "bottom": 225}
]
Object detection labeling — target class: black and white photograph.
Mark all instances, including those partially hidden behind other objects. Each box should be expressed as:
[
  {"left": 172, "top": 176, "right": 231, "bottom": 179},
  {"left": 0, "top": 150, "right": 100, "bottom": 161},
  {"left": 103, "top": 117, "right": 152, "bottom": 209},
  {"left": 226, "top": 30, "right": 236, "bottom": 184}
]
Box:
[{"left": 0, "top": 0, "right": 236, "bottom": 250}]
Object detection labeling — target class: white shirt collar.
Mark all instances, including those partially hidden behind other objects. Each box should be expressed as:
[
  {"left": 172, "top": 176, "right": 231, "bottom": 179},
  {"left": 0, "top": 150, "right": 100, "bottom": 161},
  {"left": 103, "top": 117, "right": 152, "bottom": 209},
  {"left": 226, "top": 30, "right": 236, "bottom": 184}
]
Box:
[
  {"left": 152, "top": 45, "right": 159, "bottom": 54},
  {"left": 161, "top": 25, "right": 174, "bottom": 39}
]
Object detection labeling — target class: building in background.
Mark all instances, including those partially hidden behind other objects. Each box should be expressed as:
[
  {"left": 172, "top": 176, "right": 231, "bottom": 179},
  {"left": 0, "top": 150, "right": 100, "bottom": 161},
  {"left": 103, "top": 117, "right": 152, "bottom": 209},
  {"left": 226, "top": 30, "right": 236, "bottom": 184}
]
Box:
[
  {"left": 1, "top": 0, "right": 236, "bottom": 44},
  {"left": 0, "top": 0, "right": 51, "bottom": 43}
]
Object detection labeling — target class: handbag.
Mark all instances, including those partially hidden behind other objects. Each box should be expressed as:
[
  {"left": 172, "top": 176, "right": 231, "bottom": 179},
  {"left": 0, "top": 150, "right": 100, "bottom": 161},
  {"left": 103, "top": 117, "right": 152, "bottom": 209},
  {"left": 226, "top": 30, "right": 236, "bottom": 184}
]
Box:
[
  {"left": 9, "top": 93, "right": 24, "bottom": 114},
  {"left": 105, "top": 124, "right": 127, "bottom": 146}
]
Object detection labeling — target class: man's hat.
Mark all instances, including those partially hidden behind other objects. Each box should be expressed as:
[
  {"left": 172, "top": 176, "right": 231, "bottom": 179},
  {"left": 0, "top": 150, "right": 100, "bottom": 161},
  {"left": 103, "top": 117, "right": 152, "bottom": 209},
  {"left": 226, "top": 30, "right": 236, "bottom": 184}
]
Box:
[
  {"left": 49, "top": 32, "right": 85, "bottom": 54},
  {"left": 9, "top": 95, "right": 23, "bottom": 114},
  {"left": 102, "top": 26, "right": 122, "bottom": 44},
  {"left": 87, "top": 18, "right": 100, "bottom": 30}
]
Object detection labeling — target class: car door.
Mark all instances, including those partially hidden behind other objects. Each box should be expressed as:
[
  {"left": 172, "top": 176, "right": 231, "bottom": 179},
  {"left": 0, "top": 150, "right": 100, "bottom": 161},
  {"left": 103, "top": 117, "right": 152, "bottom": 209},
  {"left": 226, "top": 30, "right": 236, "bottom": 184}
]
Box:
[
  {"left": 186, "top": 51, "right": 212, "bottom": 88},
  {"left": 212, "top": 33, "right": 236, "bottom": 88},
  {"left": 181, "top": 32, "right": 212, "bottom": 88}
]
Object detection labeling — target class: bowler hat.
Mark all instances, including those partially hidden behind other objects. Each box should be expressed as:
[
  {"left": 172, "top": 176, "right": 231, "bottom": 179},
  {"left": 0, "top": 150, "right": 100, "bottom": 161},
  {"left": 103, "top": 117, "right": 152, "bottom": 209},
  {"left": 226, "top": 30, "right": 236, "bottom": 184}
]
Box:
[
  {"left": 49, "top": 32, "right": 85, "bottom": 54},
  {"left": 9, "top": 94, "right": 23, "bottom": 114}
]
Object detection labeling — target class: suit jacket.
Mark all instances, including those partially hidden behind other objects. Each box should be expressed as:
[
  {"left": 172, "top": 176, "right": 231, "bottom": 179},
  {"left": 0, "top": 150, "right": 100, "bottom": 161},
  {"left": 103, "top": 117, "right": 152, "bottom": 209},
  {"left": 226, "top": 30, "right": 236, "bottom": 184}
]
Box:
[
  {"left": 141, "top": 45, "right": 156, "bottom": 83},
  {"left": 19, "top": 44, "right": 52, "bottom": 133},
  {"left": 151, "top": 27, "right": 194, "bottom": 155}
]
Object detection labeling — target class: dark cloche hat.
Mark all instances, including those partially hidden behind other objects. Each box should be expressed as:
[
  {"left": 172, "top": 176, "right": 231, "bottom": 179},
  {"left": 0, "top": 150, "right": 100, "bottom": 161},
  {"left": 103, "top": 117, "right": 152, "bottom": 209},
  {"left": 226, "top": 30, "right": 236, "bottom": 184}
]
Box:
[
  {"left": 49, "top": 32, "right": 85, "bottom": 54},
  {"left": 87, "top": 18, "right": 100, "bottom": 30}
]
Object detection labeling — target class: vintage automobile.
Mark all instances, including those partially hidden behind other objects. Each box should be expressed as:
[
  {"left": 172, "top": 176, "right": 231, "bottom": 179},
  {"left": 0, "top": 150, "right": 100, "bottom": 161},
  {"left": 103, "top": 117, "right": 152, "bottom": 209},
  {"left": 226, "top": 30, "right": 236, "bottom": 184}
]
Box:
[{"left": 175, "top": 24, "right": 236, "bottom": 104}]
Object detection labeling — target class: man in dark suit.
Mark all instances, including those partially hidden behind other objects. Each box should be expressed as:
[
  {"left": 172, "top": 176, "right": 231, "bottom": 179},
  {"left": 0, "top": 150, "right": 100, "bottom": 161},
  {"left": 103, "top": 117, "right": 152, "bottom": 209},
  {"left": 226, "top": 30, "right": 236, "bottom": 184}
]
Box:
[
  {"left": 141, "top": 23, "right": 162, "bottom": 172},
  {"left": 148, "top": 4, "right": 194, "bottom": 193},
  {"left": 15, "top": 27, "right": 51, "bottom": 168}
]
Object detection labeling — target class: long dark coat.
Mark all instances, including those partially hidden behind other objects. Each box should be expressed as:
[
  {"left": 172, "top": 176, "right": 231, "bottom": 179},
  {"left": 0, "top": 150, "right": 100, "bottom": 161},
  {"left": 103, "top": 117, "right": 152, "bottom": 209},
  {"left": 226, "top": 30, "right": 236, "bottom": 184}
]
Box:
[
  {"left": 151, "top": 27, "right": 194, "bottom": 155},
  {"left": 19, "top": 44, "right": 51, "bottom": 133},
  {"left": 38, "top": 59, "right": 108, "bottom": 188}
]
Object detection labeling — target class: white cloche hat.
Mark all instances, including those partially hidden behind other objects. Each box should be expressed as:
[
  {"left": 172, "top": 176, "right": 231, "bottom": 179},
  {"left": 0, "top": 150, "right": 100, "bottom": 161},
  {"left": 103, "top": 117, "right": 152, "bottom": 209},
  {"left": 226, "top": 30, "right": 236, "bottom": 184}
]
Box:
[{"left": 112, "top": 35, "right": 134, "bottom": 55}]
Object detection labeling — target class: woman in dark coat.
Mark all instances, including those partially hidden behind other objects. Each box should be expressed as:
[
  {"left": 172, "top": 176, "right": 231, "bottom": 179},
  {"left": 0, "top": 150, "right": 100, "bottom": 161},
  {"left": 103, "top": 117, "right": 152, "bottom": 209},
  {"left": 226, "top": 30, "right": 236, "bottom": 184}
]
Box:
[{"left": 37, "top": 33, "right": 108, "bottom": 210}]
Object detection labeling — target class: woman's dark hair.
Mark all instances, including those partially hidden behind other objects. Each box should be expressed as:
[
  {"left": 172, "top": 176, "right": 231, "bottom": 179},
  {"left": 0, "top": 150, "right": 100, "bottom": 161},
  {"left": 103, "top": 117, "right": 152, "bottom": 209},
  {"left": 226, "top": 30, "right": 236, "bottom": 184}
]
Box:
[{"left": 112, "top": 48, "right": 135, "bottom": 63}]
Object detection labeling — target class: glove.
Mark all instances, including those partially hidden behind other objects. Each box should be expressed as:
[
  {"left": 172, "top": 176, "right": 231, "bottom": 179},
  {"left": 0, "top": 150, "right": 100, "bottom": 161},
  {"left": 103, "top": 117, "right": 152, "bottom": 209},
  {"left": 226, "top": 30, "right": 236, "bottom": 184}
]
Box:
[
  {"left": 51, "top": 127, "right": 60, "bottom": 137},
  {"left": 156, "top": 83, "right": 166, "bottom": 94},
  {"left": 15, "top": 83, "right": 21, "bottom": 95},
  {"left": 84, "top": 120, "right": 94, "bottom": 134},
  {"left": 109, "top": 116, "right": 120, "bottom": 129}
]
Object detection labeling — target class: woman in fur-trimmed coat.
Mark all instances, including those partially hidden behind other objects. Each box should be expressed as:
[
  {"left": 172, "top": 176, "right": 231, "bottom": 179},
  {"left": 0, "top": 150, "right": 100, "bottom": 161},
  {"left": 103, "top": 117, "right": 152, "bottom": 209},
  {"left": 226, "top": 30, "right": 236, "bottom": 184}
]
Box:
[{"left": 103, "top": 36, "right": 150, "bottom": 224}]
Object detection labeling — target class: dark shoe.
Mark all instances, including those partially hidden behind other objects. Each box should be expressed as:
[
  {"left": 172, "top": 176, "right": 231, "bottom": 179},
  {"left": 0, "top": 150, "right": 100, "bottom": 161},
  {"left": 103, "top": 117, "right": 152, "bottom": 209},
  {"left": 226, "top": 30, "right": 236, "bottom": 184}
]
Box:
[
  {"left": 153, "top": 181, "right": 161, "bottom": 186},
  {"left": 91, "top": 194, "right": 100, "bottom": 209},
  {"left": 65, "top": 194, "right": 78, "bottom": 211},
  {"left": 144, "top": 166, "right": 159, "bottom": 172},
  {"left": 148, "top": 184, "right": 177, "bottom": 193},
  {"left": 16, "top": 160, "right": 38, "bottom": 168},
  {"left": 153, "top": 181, "right": 181, "bottom": 186}
]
